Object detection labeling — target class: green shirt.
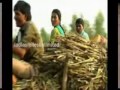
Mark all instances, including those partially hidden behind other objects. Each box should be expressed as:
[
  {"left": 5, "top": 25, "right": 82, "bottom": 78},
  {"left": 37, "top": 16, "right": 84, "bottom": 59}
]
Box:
[
  {"left": 14, "top": 21, "right": 44, "bottom": 63},
  {"left": 50, "top": 25, "right": 65, "bottom": 43},
  {"left": 80, "top": 30, "right": 89, "bottom": 41}
]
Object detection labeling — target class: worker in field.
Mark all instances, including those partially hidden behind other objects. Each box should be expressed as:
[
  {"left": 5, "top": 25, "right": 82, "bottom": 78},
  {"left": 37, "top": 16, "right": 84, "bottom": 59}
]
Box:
[
  {"left": 91, "top": 34, "right": 107, "bottom": 48},
  {"left": 50, "top": 9, "right": 65, "bottom": 43},
  {"left": 75, "top": 18, "right": 90, "bottom": 41},
  {"left": 12, "top": 1, "right": 44, "bottom": 84}
]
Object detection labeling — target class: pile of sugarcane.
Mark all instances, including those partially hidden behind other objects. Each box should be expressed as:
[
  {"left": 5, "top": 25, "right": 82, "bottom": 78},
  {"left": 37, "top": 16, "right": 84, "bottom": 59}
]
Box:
[{"left": 13, "top": 34, "right": 107, "bottom": 90}]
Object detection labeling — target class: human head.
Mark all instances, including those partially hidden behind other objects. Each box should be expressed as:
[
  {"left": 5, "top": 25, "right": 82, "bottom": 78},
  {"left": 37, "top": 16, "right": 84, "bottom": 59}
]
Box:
[
  {"left": 51, "top": 9, "right": 61, "bottom": 26},
  {"left": 76, "top": 18, "right": 84, "bottom": 33},
  {"left": 14, "top": 0, "right": 32, "bottom": 27}
]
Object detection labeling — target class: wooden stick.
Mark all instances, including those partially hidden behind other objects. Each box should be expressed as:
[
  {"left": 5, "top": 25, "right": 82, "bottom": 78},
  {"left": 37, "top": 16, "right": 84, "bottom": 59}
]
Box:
[{"left": 62, "top": 54, "right": 69, "bottom": 90}]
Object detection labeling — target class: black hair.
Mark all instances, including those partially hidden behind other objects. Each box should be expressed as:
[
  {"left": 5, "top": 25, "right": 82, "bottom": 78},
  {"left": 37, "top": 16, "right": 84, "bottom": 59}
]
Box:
[
  {"left": 14, "top": 0, "right": 32, "bottom": 21},
  {"left": 76, "top": 18, "right": 84, "bottom": 27},
  {"left": 52, "top": 9, "right": 65, "bottom": 34},
  {"left": 52, "top": 9, "right": 61, "bottom": 21}
]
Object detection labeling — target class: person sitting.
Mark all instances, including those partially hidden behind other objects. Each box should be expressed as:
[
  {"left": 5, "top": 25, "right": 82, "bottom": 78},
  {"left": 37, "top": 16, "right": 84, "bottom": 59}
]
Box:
[
  {"left": 12, "top": 1, "right": 44, "bottom": 82},
  {"left": 50, "top": 9, "right": 65, "bottom": 43},
  {"left": 75, "top": 18, "right": 89, "bottom": 41}
]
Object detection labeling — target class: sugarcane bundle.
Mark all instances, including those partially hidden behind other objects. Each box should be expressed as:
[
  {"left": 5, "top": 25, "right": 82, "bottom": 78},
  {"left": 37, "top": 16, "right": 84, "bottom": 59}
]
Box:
[{"left": 13, "top": 34, "right": 107, "bottom": 90}]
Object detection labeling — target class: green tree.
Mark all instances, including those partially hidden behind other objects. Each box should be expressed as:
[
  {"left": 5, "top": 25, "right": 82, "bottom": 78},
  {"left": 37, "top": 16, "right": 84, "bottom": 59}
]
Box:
[
  {"left": 70, "top": 14, "right": 78, "bottom": 32},
  {"left": 84, "top": 19, "right": 96, "bottom": 39},
  {"left": 94, "top": 11, "right": 107, "bottom": 37},
  {"left": 40, "top": 28, "right": 50, "bottom": 43},
  {"left": 61, "top": 24, "right": 68, "bottom": 35}
]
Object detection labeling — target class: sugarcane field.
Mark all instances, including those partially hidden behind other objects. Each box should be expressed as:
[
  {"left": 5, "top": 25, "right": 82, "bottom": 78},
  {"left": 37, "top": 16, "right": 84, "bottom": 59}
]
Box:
[{"left": 12, "top": 0, "right": 107, "bottom": 90}]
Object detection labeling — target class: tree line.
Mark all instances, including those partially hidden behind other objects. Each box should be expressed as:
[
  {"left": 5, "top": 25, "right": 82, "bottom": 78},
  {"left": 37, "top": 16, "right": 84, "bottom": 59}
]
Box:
[
  {"left": 13, "top": 11, "right": 107, "bottom": 43},
  {"left": 41, "top": 11, "right": 107, "bottom": 43}
]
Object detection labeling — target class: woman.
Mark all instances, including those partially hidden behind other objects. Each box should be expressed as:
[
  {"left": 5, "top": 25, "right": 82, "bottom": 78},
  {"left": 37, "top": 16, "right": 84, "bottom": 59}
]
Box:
[{"left": 50, "top": 9, "right": 65, "bottom": 43}]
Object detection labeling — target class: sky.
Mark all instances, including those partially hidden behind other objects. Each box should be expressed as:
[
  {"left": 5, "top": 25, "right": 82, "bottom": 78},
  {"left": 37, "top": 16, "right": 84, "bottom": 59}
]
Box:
[{"left": 12, "top": 0, "right": 107, "bottom": 37}]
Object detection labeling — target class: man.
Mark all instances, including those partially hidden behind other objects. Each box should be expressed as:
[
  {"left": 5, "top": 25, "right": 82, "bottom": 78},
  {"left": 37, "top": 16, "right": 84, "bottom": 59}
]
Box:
[
  {"left": 13, "top": 1, "right": 44, "bottom": 80},
  {"left": 75, "top": 18, "right": 89, "bottom": 41}
]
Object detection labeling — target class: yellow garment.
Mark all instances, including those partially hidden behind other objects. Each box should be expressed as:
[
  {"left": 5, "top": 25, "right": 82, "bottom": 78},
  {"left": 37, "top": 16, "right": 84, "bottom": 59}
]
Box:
[
  {"left": 50, "top": 28, "right": 61, "bottom": 43},
  {"left": 91, "top": 34, "right": 101, "bottom": 42}
]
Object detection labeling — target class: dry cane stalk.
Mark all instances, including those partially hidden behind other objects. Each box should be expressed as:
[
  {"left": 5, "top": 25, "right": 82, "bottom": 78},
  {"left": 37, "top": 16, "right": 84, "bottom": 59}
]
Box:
[
  {"left": 62, "top": 54, "right": 69, "bottom": 90},
  {"left": 13, "top": 35, "right": 107, "bottom": 90}
]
